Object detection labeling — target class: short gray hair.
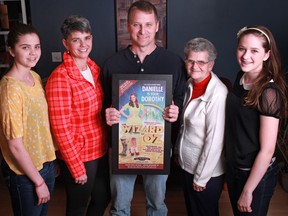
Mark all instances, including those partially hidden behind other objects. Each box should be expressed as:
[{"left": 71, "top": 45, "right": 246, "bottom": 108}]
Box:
[
  {"left": 184, "top": 38, "right": 217, "bottom": 61},
  {"left": 61, "top": 15, "right": 92, "bottom": 40}
]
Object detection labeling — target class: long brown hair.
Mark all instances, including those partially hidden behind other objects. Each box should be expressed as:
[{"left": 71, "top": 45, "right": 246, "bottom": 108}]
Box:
[
  {"left": 129, "top": 93, "right": 139, "bottom": 108},
  {"left": 237, "top": 25, "right": 287, "bottom": 117}
]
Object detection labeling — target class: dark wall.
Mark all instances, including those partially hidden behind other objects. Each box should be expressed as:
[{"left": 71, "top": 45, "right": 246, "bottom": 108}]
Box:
[
  {"left": 29, "top": 0, "right": 115, "bottom": 78},
  {"left": 30, "top": 0, "right": 288, "bottom": 82},
  {"left": 168, "top": 0, "right": 288, "bottom": 82}
]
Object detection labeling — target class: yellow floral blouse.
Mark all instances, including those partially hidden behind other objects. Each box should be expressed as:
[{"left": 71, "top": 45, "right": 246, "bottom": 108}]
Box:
[{"left": 0, "top": 71, "right": 56, "bottom": 174}]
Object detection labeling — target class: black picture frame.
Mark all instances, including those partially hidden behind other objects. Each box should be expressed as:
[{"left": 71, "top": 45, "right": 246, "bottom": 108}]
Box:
[
  {"left": 115, "top": 0, "right": 167, "bottom": 51},
  {"left": 112, "top": 74, "right": 172, "bottom": 174}
]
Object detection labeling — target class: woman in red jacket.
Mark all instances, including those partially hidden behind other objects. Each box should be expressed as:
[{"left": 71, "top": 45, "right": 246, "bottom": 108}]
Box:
[{"left": 45, "top": 15, "right": 110, "bottom": 216}]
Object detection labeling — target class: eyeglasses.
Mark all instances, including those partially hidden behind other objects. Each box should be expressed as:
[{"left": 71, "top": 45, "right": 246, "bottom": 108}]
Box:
[{"left": 184, "top": 59, "right": 209, "bottom": 67}]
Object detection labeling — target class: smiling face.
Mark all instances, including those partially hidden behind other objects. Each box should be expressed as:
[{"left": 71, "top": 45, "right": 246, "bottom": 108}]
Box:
[
  {"left": 9, "top": 33, "right": 41, "bottom": 69},
  {"left": 63, "top": 31, "right": 92, "bottom": 61},
  {"left": 130, "top": 94, "right": 137, "bottom": 103},
  {"left": 127, "top": 9, "right": 159, "bottom": 50},
  {"left": 237, "top": 34, "right": 270, "bottom": 75},
  {"left": 185, "top": 51, "right": 214, "bottom": 83}
]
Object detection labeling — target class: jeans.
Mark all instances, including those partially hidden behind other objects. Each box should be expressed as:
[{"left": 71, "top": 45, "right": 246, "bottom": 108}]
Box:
[
  {"left": 1, "top": 160, "right": 57, "bottom": 216},
  {"left": 110, "top": 174, "right": 168, "bottom": 216},
  {"left": 226, "top": 161, "right": 279, "bottom": 216}
]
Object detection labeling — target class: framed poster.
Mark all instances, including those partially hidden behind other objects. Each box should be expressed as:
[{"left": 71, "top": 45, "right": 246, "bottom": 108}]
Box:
[
  {"left": 115, "top": 0, "right": 167, "bottom": 51},
  {"left": 112, "top": 74, "right": 172, "bottom": 174}
]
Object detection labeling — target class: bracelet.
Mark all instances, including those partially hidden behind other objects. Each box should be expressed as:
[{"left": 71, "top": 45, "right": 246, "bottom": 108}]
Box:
[{"left": 35, "top": 180, "right": 45, "bottom": 188}]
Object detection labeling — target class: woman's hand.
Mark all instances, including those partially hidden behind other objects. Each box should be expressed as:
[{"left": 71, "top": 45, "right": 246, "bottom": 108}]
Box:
[
  {"left": 105, "top": 107, "right": 120, "bottom": 126},
  {"left": 75, "top": 173, "right": 87, "bottom": 185},
  {"left": 237, "top": 191, "right": 253, "bottom": 212},
  {"left": 35, "top": 181, "right": 50, "bottom": 205},
  {"left": 193, "top": 182, "right": 206, "bottom": 192},
  {"left": 237, "top": 116, "right": 279, "bottom": 213},
  {"left": 7, "top": 138, "right": 52, "bottom": 205}
]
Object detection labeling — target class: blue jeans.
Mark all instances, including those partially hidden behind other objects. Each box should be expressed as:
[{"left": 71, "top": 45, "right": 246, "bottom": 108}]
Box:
[
  {"left": 110, "top": 174, "right": 168, "bottom": 216},
  {"left": 226, "top": 162, "right": 279, "bottom": 216},
  {"left": 1, "top": 160, "right": 57, "bottom": 216}
]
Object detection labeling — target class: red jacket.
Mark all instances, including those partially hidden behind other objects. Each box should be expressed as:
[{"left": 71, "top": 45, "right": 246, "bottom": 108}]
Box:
[{"left": 46, "top": 52, "right": 107, "bottom": 178}]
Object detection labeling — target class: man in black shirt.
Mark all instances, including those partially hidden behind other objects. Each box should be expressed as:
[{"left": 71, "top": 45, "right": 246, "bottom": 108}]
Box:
[{"left": 102, "top": 1, "right": 186, "bottom": 215}]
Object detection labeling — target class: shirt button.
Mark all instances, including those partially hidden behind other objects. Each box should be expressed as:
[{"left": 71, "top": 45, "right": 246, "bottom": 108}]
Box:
[
  {"left": 137, "top": 60, "right": 140, "bottom": 63},
  {"left": 141, "top": 68, "right": 144, "bottom": 72}
]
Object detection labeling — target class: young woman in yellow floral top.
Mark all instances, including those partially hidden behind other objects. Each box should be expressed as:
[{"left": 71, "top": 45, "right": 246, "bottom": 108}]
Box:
[{"left": 0, "top": 23, "right": 56, "bottom": 216}]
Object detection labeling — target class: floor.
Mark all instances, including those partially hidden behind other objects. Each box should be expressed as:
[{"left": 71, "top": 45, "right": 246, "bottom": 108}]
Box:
[{"left": 1, "top": 172, "right": 288, "bottom": 216}]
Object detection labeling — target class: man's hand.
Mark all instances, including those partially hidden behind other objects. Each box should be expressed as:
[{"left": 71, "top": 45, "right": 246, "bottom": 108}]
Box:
[
  {"left": 163, "top": 101, "right": 179, "bottom": 122},
  {"left": 105, "top": 107, "right": 120, "bottom": 126}
]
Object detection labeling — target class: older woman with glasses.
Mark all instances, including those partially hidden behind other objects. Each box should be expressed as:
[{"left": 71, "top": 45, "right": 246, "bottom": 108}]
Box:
[{"left": 175, "top": 37, "right": 228, "bottom": 216}]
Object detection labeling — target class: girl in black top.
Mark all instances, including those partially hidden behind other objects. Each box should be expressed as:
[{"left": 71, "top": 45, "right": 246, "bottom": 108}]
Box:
[{"left": 225, "top": 25, "right": 287, "bottom": 215}]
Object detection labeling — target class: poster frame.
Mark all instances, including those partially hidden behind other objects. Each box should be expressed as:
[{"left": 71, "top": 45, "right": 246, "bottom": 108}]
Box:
[{"left": 111, "top": 73, "right": 172, "bottom": 174}]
